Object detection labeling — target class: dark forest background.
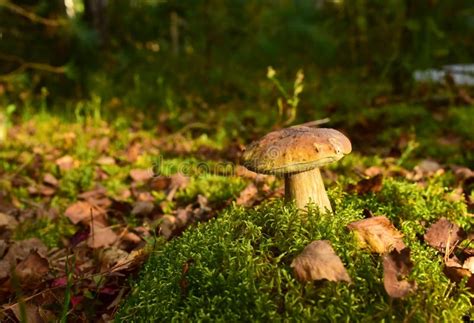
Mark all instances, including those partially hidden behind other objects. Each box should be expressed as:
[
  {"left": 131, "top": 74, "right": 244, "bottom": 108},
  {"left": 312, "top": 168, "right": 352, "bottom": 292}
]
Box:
[{"left": 1, "top": 1, "right": 473, "bottom": 127}]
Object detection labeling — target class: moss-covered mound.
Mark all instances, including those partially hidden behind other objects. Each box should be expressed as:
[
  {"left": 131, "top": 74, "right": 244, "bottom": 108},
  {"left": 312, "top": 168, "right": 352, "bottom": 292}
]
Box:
[{"left": 117, "top": 178, "right": 473, "bottom": 322}]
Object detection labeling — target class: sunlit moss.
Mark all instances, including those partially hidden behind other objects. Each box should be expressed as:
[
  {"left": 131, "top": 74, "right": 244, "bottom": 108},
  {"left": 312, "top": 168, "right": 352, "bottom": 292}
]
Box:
[{"left": 117, "top": 178, "right": 473, "bottom": 321}]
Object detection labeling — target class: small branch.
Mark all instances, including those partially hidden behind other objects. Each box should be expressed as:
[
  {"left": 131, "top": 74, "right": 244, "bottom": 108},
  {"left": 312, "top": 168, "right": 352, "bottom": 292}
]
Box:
[
  {"left": 0, "top": 52, "right": 65, "bottom": 80},
  {"left": 0, "top": 0, "right": 66, "bottom": 27},
  {"left": 291, "top": 118, "right": 331, "bottom": 128}
]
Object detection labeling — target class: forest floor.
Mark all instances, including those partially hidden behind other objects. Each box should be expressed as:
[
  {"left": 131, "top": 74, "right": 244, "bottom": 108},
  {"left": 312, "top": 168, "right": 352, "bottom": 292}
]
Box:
[{"left": 0, "top": 92, "right": 473, "bottom": 321}]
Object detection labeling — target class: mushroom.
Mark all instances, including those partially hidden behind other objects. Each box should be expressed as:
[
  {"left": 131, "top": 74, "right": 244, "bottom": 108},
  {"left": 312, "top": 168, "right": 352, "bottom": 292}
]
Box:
[{"left": 242, "top": 127, "right": 351, "bottom": 212}]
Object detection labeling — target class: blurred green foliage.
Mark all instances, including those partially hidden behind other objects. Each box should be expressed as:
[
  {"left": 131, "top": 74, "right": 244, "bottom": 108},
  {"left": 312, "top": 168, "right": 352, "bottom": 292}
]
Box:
[{"left": 1, "top": 1, "right": 473, "bottom": 110}]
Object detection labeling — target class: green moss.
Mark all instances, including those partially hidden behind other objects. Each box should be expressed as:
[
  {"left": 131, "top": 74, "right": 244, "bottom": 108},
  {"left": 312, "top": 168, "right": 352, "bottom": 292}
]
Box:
[
  {"left": 13, "top": 216, "right": 76, "bottom": 248},
  {"left": 177, "top": 174, "right": 247, "bottom": 204},
  {"left": 58, "top": 166, "right": 95, "bottom": 198},
  {"left": 117, "top": 178, "right": 473, "bottom": 322}
]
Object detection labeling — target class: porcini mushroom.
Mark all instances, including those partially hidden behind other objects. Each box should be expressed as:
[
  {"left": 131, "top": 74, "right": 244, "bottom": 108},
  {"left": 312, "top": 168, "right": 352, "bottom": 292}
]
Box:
[{"left": 242, "top": 127, "right": 351, "bottom": 212}]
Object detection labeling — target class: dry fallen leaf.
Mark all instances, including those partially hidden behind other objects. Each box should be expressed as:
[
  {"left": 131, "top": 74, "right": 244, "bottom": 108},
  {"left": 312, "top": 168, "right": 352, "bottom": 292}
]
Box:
[
  {"left": 363, "top": 166, "right": 383, "bottom": 177},
  {"left": 130, "top": 168, "right": 154, "bottom": 182},
  {"left": 347, "top": 174, "right": 383, "bottom": 195},
  {"left": 407, "top": 160, "right": 444, "bottom": 181},
  {"left": 78, "top": 186, "right": 112, "bottom": 209},
  {"left": 111, "top": 247, "right": 150, "bottom": 273},
  {"left": 236, "top": 183, "right": 258, "bottom": 207},
  {"left": 291, "top": 240, "right": 351, "bottom": 283},
  {"left": 194, "top": 194, "right": 211, "bottom": 220},
  {"left": 11, "top": 302, "right": 43, "bottom": 323},
  {"left": 131, "top": 201, "right": 155, "bottom": 217},
  {"left": 347, "top": 216, "right": 405, "bottom": 254},
  {"left": 0, "top": 240, "right": 7, "bottom": 258},
  {"left": 64, "top": 201, "right": 106, "bottom": 225},
  {"left": 99, "top": 247, "right": 129, "bottom": 272},
  {"left": 160, "top": 215, "right": 178, "bottom": 239},
  {"left": 0, "top": 238, "right": 47, "bottom": 280},
  {"left": 96, "top": 156, "right": 116, "bottom": 165},
  {"left": 3, "top": 238, "right": 47, "bottom": 263},
  {"left": 165, "top": 173, "right": 190, "bottom": 201},
  {"left": 0, "top": 212, "right": 18, "bottom": 231},
  {"left": 235, "top": 165, "right": 260, "bottom": 180},
  {"left": 55, "top": 155, "right": 77, "bottom": 171},
  {"left": 43, "top": 173, "right": 59, "bottom": 187},
  {"left": 443, "top": 257, "right": 472, "bottom": 286},
  {"left": 14, "top": 250, "right": 50, "bottom": 287},
  {"left": 126, "top": 142, "right": 142, "bottom": 163},
  {"left": 462, "top": 257, "right": 474, "bottom": 274},
  {"left": 88, "top": 137, "right": 110, "bottom": 153},
  {"left": 424, "top": 218, "right": 466, "bottom": 253},
  {"left": 149, "top": 176, "right": 172, "bottom": 191},
  {"left": 87, "top": 223, "right": 118, "bottom": 249},
  {"left": 383, "top": 248, "right": 417, "bottom": 298}
]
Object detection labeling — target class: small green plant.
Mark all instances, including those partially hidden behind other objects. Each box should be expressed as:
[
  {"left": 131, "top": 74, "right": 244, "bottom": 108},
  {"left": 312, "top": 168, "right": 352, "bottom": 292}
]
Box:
[
  {"left": 267, "top": 67, "right": 304, "bottom": 126},
  {"left": 74, "top": 94, "right": 103, "bottom": 126},
  {"left": 0, "top": 104, "right": 16, "bottom": 143}
]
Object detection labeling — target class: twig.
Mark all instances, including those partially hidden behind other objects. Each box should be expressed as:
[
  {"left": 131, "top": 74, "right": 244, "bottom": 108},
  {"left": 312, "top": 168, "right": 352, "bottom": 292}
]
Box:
[
  {"left": 291, "top": 118, "right": 331, "bottom": 128},
  {"left": 0, "top": 0, "right": 66, "bottom": 27},
  {"left": 0, "top": 52, "right": 66, "bottom": 80}
]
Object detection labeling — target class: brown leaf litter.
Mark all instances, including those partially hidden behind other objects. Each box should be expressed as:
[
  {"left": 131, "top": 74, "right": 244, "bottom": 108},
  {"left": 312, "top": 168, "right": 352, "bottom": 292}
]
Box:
[
  {"left": 347, "top": 174, "right": 384, "bottom": 195},
  {"left": 291, "top": 240, "right": 351, "bottom": 283},
  {"left": 347, "top": 216, "right": 405, "bottom": 254},
  {"left": 423, "top": 218, "right": 466, "bottom": 253},
  {"left": 382, "top": 248, "right": 417, "bottom": 298}
]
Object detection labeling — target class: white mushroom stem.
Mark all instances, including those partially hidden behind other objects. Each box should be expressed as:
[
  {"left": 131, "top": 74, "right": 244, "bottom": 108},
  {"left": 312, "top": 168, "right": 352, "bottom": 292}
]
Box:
[{"left": 284, "top": 167, "right": 332, "bottom": 212}]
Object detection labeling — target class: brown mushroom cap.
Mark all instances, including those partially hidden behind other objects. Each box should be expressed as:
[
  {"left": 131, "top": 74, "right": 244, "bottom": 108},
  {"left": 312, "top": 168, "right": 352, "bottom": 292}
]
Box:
[{"left": 243, "top": 127, "right": 351, "bottom": 175}]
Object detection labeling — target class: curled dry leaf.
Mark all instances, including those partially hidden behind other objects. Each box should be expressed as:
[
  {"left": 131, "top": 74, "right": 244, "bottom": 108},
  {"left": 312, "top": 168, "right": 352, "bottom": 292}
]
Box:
[
  {"left": 383, "top": 248, "right": 417, "bottom": 298},
  {"left": 111, "top": 247, "right": 150, "bottom": 273},
  {"left": 423, "top": 218, "right": 466, "bottom": 253},
  {"left": 347, "top": 174, "right": 383, "bottom": 195},
  {"left": 462, "top": 257, "right": 474, "bottom": 274},
  {"left": 443, "top": 257, "right": 473, "bottom": 289},
  {"left": 99, "top": 247, "right": 129, "bottom": 271},
  {"left": 347, "top": 216, "right": 405, "bottom": 254},
  {"left": 291, "top": 240, "right": 351, "bottom": 283}
]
